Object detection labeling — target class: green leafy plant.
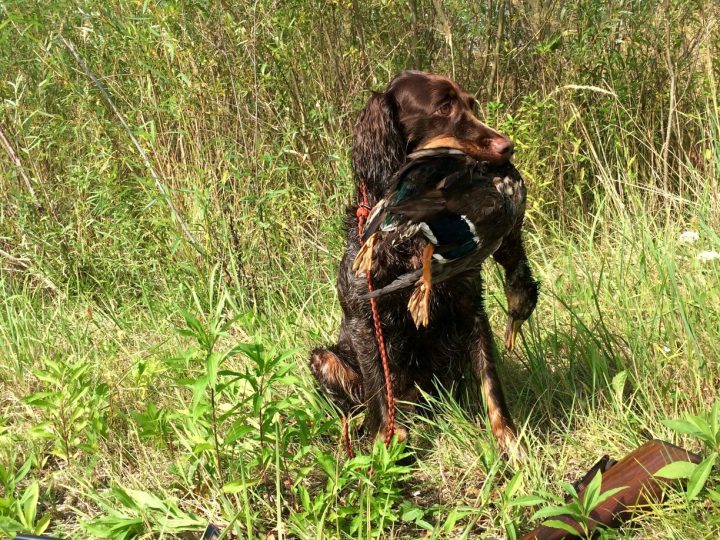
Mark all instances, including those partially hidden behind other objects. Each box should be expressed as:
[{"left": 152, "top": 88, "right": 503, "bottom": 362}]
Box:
[
  {"left": 82, "top": 485, "right": 205, "bottom": 539},
  {"left": 22, "top": 359, "right": 108, "bottom": 464},
  {"left": 291, "top": 438, "right": 414, "bottom": 538},
  {"left": 656, "top": 400, "right": 720, "bottom": 502},
  {"left": 0, "top": 459, "right": 50, "bottom": 536},
  {"left": 515, "top": 472, "right": 626, "bottom": 539},
  {"left": 500, "top": 470, "right": 530, "bottom": 540}
]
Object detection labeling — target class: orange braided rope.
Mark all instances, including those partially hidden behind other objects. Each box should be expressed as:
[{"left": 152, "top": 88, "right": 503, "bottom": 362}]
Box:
[
  {"left": 343, "top": 181, "right": 395, "bottom": 454},
  {"left": 341, "top": 415, "right": 354, "bottom": 458}
]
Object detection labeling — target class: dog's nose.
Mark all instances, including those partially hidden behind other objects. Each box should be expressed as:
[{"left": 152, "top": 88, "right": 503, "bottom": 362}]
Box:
[{"left": 494, "top": 138, "right": 515, "bottom": 159}]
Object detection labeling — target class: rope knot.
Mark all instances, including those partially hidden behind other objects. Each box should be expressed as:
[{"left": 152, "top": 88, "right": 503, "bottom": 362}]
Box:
[{"left": 356, "top": 204, "right": 371, "bottom": 221}]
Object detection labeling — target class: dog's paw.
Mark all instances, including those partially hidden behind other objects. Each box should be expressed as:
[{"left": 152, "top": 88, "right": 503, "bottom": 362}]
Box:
[
  {"left": 309, "top": 348, "right": 364, "bottom": 410},
  {"left": 309, "top": 348, "right": 334, "bottom": 379},
  {"left": 377, "top": 423, "right": 409, "bottom": 444}
]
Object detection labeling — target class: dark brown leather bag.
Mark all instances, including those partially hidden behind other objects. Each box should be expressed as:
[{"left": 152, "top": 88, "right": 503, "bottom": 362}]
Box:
[{"left": 520, "top": 440, "right": 701, "bottom": 540}]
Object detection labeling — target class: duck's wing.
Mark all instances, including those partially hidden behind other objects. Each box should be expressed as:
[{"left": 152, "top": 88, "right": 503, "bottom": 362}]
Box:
[
  {"left": 366, "top": 176, "right": 516, "bottom": 299},
  {"left": 364, "top": 232, "right": 503, "bottom": 300},
  {"left": 361, "top": 153, "right": 474, "bottom": 242}
]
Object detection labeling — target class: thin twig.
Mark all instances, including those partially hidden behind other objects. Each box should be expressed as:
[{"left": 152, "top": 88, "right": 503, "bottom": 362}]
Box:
[
  {"left": 432, "top": 0, "right": 455, "bottom": 79},
  {"left": 0, "top": 124, "right": 41, "bottom": 210},
  {"left": 488, "top": 0, "right": 507, "bottom": 101},
  {"left": 60, "top": 36, "right": 204, "bottom": 255},
  {"left": 0, "top": 247, "right": 58, "bottom": 292},
  {"left": 0, "top": 247, "right": 31, "bottom": 270}
]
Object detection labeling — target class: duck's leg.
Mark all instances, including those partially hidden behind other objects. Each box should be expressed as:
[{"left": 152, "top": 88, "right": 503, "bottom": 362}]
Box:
[{"left": 408, "top": 243, "right": 434, "bottom": 327}]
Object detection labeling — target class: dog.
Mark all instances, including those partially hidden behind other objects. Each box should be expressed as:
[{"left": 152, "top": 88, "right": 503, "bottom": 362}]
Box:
[{"left": 310, "top": 71, "right": 538, "bottom": 457}]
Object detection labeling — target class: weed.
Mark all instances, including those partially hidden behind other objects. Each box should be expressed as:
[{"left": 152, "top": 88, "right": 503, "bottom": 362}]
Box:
[{"left": 0, "top": 1, "right": 718, "bottom": 538}]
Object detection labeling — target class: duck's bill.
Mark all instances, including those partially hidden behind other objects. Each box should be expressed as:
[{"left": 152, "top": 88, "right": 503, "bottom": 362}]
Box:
[{"left": 504, "top": 317, "right": 523, "bottom": 351}]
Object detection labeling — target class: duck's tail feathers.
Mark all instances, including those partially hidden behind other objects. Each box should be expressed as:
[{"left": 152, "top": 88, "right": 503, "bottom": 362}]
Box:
[{"left": 365, "top": 254, "right": 485, "bottom": 299}]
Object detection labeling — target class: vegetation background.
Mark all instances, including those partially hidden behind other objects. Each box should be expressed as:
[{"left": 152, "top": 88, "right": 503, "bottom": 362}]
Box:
[{"left": 0, "top": 0, "right": 718, "bottom": 538}]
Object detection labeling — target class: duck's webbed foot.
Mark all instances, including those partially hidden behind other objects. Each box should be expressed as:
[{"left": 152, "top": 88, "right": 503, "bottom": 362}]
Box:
[
  {"left": 408, "top": 243, "right": 434, "bottom": 328},
  {"left": 504, "top": 317, "right": 524, "bottom": 352},
  {"left": 352, "top": 232, "right": 377, "bottom": 276}
]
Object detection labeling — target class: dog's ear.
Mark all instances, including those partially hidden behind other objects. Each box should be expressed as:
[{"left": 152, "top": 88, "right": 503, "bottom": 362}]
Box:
[{"left": 351, "top": 91, "right": 406, "bottom": 200}]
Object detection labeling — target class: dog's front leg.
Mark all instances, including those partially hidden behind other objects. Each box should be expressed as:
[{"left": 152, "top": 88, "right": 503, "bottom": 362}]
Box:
[
  {"left": 350, "top": 316, "right": 412, "bottom": 444},
  {"left": 471, "top": 309, "right": 527, "bottom": 460}
]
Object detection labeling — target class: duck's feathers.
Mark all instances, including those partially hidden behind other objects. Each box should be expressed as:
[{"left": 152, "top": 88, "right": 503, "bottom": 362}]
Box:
[
  {"left": 359, "top": 147, "right": 526, "bottom": 298},
  {"left": 361, "top": 148, "right": 478, "bottom": 242},
  {"left": 366, "top": 235, "right": 505, "bottom": 298}
]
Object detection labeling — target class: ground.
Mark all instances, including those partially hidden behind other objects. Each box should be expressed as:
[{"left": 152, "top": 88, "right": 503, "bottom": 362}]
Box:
[{"left": 0, "top": 1, "right": 719, "bottom": 538}]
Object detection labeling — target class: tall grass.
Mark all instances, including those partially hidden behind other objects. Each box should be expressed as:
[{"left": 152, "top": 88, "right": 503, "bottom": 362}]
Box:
[{"left": 0, "top": 1, "right": 718, "bottom": 538}]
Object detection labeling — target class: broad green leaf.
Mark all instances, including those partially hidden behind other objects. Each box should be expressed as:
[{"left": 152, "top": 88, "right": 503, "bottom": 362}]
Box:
[
  {"left": 35, "top": 512, "right": 51, "bottom": 534},
  {"left": 443, "top": 507, "right": 474, "bottom": 533},
  {"left": 531, "top": 503, "right": 579, "bottom": 521},
  {"left": 504, "top": 470, "right": 524, "bottom": 499},
  {"left": 222, "top": 479, "right": 259, "bottom": 493},
  {"left": 506, "top": 522, "right": 518, "bottom": 540},
  {"left": 611, "top": 370, "right": 627, "bottom": 403},
  {"left": 156, "top": 514, "right": 205, "bottom": 530},
  {"left": 686, "top": 415, "right": 713, "bottom": 443},
  {"left": 314, "top": 451, "right": 337, "bottom": 478},
  {"left": 594, "top": 485, "right": 628, "bottom": 507},
  {"left": 20, "top": 481, "right": 39, "bottom": 528},
  {"left": 110, "top": 486, "right": 137, "bottom": 510},
  {"left": 655, "top": 460, "right": 697, "bottom": 479},
  {"left": 582, "top": 471, "right": 602, "bottom": 511},
  {"left": 123, "top": 488, "right": 167, "bottom": 511},
  {"left": 206, "top": 351, "right": 221, "bottom": 387},
  {"left": 559, "top": 481, "right": 579, "bottom": 499},
  {"left": 15, "top": 459, "right": 32, "bottom": 485},
  {"left": 0, "top": 516, "right": 22, "bottom": 535},
  {"left": 190, "top": 375, "right": 209, "bottom": 413},
  {"left": 686, "top": 454, "right": 717, "bottom": 500},
  {"left": 542, "top": 519, "right": 581, "bottom": 536},
  {"left": 180, "top": 309, "right": 206, "bottom": 347},
  {"left": 710, "top": 401, "right": 719, "bottom": 446},
  {"left": 21, "top": 393, "right": 54, "bottom": 408},
  {"left": 276, "top": 374, "right": 303, "bottom": 386},
  {"left": 509, "top": 495, "right": 547, "bottom": 507},
  {"left": 346, "top": 454, "right": 372, "bottom": 468},
  {"left": 415, "top": 519, "right": 434, "bottom": 532},
  {"left": 224, "top": 421, "right": 254, "bottom": 445},
  {"left": 233, "top": 343, "right": 266, "bottom": 370},
  {"left": 401, "top": 506, "right": 424, "bottom": 522},
  {"left": 662, "top": 418, "right": 704, "bottom": 438}
]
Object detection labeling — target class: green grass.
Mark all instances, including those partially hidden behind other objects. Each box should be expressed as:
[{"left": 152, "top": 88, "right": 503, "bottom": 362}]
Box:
[{"left": 1, "top": 1, "right": 719, "bottom": 538}]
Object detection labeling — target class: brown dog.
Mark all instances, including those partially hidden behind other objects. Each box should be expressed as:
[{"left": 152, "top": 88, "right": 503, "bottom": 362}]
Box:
[{"left": 310, "top": 71, "right": 538, "bottom": 458}]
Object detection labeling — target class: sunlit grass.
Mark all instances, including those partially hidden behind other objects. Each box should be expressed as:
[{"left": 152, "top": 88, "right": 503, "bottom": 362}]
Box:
[{"left": 1, "top": 0, "right": 719, "bottom": 538}]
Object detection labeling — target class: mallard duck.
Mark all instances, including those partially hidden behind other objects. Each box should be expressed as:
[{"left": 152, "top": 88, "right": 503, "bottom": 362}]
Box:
[{"left": 353, "top": 147, "right": 525, "bottom": 328}]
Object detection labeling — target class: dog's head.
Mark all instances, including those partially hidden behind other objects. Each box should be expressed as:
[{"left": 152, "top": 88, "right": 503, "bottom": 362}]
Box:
[{"left": 352, "top": 70, "right": 514, "bottom": 198}]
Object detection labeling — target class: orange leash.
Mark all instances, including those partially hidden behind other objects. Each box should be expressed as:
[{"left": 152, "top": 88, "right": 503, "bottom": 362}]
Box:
[
  {"left": 344, "top": 181, "right": 395, "bottom": 455},
  {"left": 341, "top": 416, "right": 354, "bottom": 458}
]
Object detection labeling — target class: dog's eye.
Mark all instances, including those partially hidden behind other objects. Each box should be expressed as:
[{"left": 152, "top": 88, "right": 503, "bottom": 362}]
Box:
[{"left": 437, "top": 102, "right": 453, "bottom": 116}]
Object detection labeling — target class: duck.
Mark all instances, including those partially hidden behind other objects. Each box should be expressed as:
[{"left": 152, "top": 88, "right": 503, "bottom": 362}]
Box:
[{"left": 353, "top": 146, "right": 526, "bottom": 329}]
